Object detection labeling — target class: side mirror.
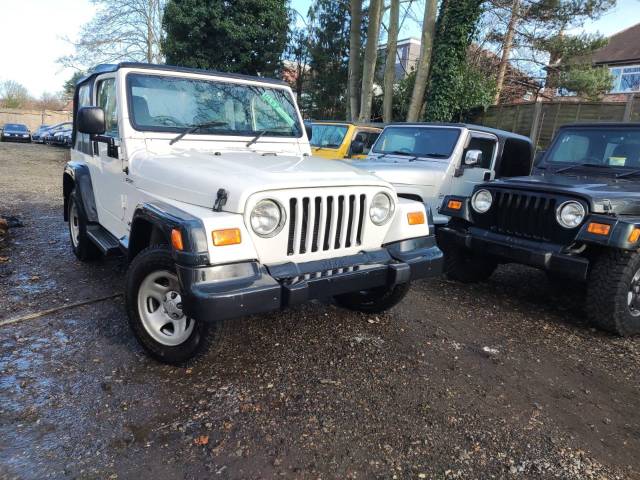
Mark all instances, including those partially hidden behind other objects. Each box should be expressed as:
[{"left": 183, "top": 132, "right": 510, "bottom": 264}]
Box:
[
  {"left": 305, "top": 124, "right": 313, "bottom": 141},
  {"left": 464, "top": 149, "right": 483, "bottom": 166},
  {"left": 77, "top": 107, "right": 106, "bottom": 135},
  {"left": 350, "top": 140, "right": 365, "bottom": 155}
]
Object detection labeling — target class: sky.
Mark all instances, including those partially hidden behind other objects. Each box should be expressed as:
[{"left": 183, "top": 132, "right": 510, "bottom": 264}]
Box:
[{"left": 1, "top": 0, "right": 639, "bottom": 98}]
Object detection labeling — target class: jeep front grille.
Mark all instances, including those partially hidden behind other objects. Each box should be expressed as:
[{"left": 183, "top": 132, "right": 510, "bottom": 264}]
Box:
[
  {"left": 474, "top": 189, "right": 578, "bottom": 244},
  {"left": 287, "top": 194, "right": 367, "bottom": 256}
]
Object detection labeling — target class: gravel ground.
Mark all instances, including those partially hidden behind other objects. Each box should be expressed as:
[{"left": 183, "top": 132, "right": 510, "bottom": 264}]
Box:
[{"left": 0, "top": 142, "right": 639, "bottom": 480}]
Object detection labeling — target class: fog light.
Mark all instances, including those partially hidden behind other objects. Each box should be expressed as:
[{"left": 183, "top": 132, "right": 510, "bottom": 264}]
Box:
[
  {"left": 212, "top": 228, "right": 241, "bottom": 246},
  {"left": 587, "top": 222, "right": 611, "bottom": 236},
  {"left": 407, "top": 211, "right": 425, "bottom": 225}
]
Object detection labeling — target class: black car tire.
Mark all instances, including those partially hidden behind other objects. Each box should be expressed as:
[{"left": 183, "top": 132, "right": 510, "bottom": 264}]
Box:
[
  {"left": 443, "top": 244, "right": 497, "bottom": 283},
  {"left": 587, "top": 250, "right": 640, "bottom": 336},
  {"left": 125, "top": 246, "right": 215, "bottom": 365},
  {"left": 334, "top": 282, "right": 411, "bottom": 313},
  {"left": 68, "top": 189, "right": 101, "bottom": 262}
]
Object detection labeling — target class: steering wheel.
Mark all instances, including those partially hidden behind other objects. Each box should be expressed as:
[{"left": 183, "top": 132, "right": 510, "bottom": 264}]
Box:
[{"left": 153, "top": 116, "right": 183, "bottom": 127}]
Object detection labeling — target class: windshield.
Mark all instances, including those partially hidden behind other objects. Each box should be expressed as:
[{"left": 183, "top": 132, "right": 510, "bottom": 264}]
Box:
[
  {"left": 371, "top": 126, "right": 460, "bottom": 158},
  {"left": 310, "top": 124, "right": 348, "bottom": 148},
  {"left": 4, "top": 124, "right": 27, "bottom": 132},
  {"left": 127, "top": 73, "right": 302, "bottom": 138},
  {"left": 546, "top": 128, "right": 640, "bottom": 169}
]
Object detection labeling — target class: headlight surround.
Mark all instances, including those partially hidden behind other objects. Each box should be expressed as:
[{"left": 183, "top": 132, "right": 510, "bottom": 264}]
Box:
[
  {"left": 250, "top": 199, "right": 285, "bottom": 237},
  {"left": 369, "top": 192, "right": 395, "bottom": 225},
  {"left": 556, "top": 201, "right": 585, "bottom": 229},
  {"left": 471, "top": 189, "right": 493, "bottom": 213}
]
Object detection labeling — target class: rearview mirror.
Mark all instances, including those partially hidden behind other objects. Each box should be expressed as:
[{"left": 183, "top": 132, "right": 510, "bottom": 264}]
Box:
[
  {"left": 350, "top": 140, "right": 365, "bottom": 155},
  {"left": 77, "top": 107, "right": 106, "bottom": 135},
  {"left": 464, "top": 149, "right": 483, "bottom": 166}
]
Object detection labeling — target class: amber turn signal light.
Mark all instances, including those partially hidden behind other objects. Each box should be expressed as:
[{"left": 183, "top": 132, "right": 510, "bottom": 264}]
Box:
[
  {"left": 171, "top": 228, "right": 184, "bottom": 251},
  {"left": 587, "top": 222, "right": 611, "bottom": 236},
  {"left": 447, "top": 200, "right": 462, "bottom": 210},
  {"left": 212, "top": 228, "right": 241, "bottom": 246},
  {"left": 629, "top": 228, "right": 640, "bottom": 243},
  {"left": 407, "top": 211, "right": 425, "bottom": 225}
]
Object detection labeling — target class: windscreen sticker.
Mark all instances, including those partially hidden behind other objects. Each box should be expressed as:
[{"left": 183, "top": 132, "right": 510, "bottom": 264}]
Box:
[
  {"left": 609, "top": 156, "right": 626, "bottom": 166},
  {"left": 261, "top": 92, "right": 295, "bottom": 126}
]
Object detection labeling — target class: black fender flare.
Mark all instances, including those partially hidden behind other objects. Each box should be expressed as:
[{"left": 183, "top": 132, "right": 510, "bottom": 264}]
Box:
[
  {"left": 63, "top": 162, "right": 98, "bottom": 222},
  {"left": 129, "top": 202, "right": 210, "bottom": 266}
]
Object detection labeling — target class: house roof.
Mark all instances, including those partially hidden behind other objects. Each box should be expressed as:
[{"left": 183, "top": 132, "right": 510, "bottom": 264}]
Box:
[{"left": 592, "top": 22, "right": 640, "bottom": 66}]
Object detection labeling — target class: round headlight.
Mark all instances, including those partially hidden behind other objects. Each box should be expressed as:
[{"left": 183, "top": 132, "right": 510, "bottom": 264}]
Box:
[
  {"left": 556, "top": 201, "right": 585, "bottom": 229},
  {"left": 250, "top": 199, "right": 284, "bottom": 237},
  {"left": 471, "top": 189, "right": 493, "bottom": 213},
  {"left": 369, "top": 192, "right": 394, "bottom": 225}
]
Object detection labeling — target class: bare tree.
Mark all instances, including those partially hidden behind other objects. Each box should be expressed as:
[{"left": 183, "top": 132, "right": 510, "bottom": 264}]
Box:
[
  {"left": 382, "top": 0, "right": 400, "bottom": 123},
  {"left": 406, "top": 0, "right": 437, "bottom": 121},
  {"left": 0, "top": 80, "right": 32, "bottom": 109},
  {"left": 36, "top": 92, "right": 67, "bottom": 111},
  {"left": 348, "top": 0, "right": 363, "bottom": 120},
  {"left": 358, "top": 0, "right": 384, "bottom": 122},
  {"left": 59, "top": 0, "right": 165, "bottom": 69},
  {"left": 493, "top": 0, "right": 520, "bottom": 103}
]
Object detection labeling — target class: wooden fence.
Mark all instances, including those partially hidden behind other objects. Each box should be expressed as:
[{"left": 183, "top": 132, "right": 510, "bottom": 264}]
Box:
[{"left": 464, "top": 95, "right": 640, "bottom": 150}]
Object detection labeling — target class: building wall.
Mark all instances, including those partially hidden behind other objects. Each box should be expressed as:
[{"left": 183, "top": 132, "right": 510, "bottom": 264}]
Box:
[{"left": 0, "top": 109, "right": 72, "bottom": 132}]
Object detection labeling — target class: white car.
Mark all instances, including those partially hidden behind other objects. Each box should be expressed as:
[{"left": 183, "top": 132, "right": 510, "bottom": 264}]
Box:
[{"left": 63, "top": 62, "right": 443, "bottom": 364}]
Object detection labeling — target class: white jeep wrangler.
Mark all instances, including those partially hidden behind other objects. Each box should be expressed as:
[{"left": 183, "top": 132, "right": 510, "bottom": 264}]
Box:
[{"left": 63, "top": 63, "right": 443, "bottom": 364}]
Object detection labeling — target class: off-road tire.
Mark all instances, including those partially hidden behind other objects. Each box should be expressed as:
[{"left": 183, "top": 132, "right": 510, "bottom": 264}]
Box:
[
  {"left": 125, "top": 245, "right": 213, "bottom": 365},
  {"left": 587, "top": 250, "right": 640, "bottom": 336},
  {"left": 68, "top": 189, "right": 101, "bottom": 262},
  {"left": 442, "top": 244, "right": 497, "bottom": 283},
  {"left": 334, "top": 282, "right": 411, "bottom": 313}
]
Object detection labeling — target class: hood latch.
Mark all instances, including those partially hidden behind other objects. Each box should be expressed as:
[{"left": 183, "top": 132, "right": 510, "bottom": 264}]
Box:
[{"left": 214, "top": 189, "right": 228, "bottom": 212}]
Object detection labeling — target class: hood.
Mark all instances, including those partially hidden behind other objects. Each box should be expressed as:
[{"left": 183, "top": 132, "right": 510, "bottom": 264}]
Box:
[
  {"left": 491, "top": 172, "right": 640, "bottom": 215},
  {"left": 353, "top": 157, "right": 450, "bottom": 192},
  {"left": 131, "top": 149, "right": 390, "bottom": 212}
]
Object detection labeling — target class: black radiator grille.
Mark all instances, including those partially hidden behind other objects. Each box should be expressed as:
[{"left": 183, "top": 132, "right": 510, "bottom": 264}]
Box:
[{"left": 287, "top": 194, "right": 367, "bottom": 256}]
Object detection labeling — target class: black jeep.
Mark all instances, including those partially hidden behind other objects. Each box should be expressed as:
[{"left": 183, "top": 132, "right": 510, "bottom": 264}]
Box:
[{"left": 438, "top": 123, "right": 640, "bottom": 335}]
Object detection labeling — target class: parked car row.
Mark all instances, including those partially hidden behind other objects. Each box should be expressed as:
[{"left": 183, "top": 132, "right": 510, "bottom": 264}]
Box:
[
  {"left": 61, "top": 62, "right": 639, "bottom": 365},
  {"left": 1, "top": 121, "right": 72, "bottom": 147}
]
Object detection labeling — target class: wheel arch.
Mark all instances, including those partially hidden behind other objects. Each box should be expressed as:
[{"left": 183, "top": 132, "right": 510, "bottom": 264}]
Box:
[
  {"left": 63, "top": 162, "right": 98, "bottom": 223},
  {"left": 129, "top": 202, "right": 210, "bottom": 266}
]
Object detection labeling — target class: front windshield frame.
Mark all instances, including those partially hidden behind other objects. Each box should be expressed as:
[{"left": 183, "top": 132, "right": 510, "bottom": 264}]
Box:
[
  {"left": 370, "top": 126, "right": 461, "bottom": 160},
  {"left": 125, "top": 72, "right": 304, "bottom": 139},
  {"left": 544, "top": 127, "right": 640, "bottom": 170}
]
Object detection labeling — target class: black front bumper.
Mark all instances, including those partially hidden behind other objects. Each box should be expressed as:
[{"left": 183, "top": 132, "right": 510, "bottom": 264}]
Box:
[
  {"left": 438, "top": 226, "right": 589, "bottom": 281},
  {"left": 178, "top": 236, "right": 443, "bottom": 322}
]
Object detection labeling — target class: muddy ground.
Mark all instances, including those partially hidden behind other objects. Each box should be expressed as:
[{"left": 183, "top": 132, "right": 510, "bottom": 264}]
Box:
[{"left": 0, "top": 142, "right": 639, "bottom": 480}]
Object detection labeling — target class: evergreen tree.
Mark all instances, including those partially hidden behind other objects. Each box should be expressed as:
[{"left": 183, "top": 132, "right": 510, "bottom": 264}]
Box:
[
  {"left": 162, "top": 0, "right": 290, "bottom": 76},
  {"left": 424, "top": 0, "right": 485, "bottom": 121},
  {"left": 305, "top": 0, "right": 351, "bottom": 119}
]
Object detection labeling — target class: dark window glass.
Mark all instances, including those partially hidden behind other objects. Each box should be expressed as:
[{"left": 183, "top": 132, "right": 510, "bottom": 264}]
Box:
[{"left": 464, "top": 137, "right": 496, "bottom": 169}]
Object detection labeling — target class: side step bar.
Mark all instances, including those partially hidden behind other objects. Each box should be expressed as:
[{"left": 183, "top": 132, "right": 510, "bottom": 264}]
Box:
[{"left": 87, "top": 225, "right": 122, "bottom": 256}]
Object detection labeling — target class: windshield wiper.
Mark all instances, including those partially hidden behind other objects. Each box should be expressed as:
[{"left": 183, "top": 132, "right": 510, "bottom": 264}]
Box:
[
  {"left": 169, "top": 121, "right": 228, "bottom": 145},
  {"left": 616, "top": 168, "right": 640, "bottom": 178},
  {"left": 554, "top": 163, "right": 606, "bottom": 174},
  {"left": 246, "top": 130, "right": 267, "bottom": 147}
]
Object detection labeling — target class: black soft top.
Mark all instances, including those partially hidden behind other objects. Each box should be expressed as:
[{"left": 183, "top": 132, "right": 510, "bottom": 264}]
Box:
[
  {"left": 557, "top": 122, "right": 640, "bottom": 130},
  {"left": 76, "top": 62, "right": 288, "bottom": 87}
]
